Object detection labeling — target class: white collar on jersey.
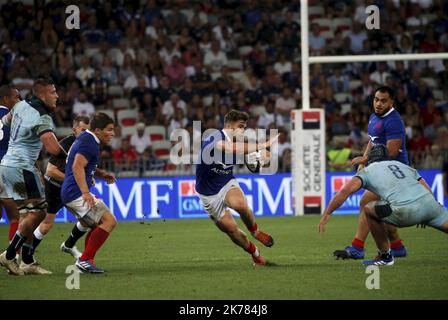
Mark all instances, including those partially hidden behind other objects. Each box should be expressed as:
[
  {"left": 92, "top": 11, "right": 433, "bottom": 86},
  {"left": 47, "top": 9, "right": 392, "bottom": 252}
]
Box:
[
  {"left": 86, "top": 129, "right": 100, "bottom": 144},
  {"left": 0, "top": 105, "right": 9, "bottom": 111},
  {"left": 380, "top": 107, "right": 395, "bottom": 118},
  {"left": 222, "top": 129, "right": 232, "bottom": 142}
]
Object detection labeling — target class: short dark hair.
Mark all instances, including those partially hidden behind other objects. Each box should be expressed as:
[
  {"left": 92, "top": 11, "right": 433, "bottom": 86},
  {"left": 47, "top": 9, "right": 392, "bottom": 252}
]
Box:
[
  {"left": 224, "top": 109, "right": 249, "bottom": 124},
  {"left": 0, "top": 84, "right": 15, "bottom": 100},
  {"left": 73, "top": 115, "right": 90, "bottom": 127},
  {"left": 90, "top": 112, "right": 114, "bottom": 131},
  {"left": 374, "top": 86, "right": 395, "bottom": 100},
  {"left": 33, "top": 78, "right": 55, "bottom": 95}
]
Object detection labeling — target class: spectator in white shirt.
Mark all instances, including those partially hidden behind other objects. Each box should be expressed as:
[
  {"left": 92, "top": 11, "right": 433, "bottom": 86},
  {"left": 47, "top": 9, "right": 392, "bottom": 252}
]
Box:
[
  {"left": 204, "top": 40, "right": 228, "bottom": 73},
  {"left": 274, "top": 52, "right": 292, "bottom": 76},
  {"left": 162, "top": 93, "right": 187, "bottom": 122},
  {"left": 75, "top": 56, "right": 95, "bottom": 87},
  {"left": 212, "top": 16, "right": 233, "bottom": 41},
  {"left": 257, "top": 101, "right": 284, "bottom": 129},
  {"left": 370, "top": 62, "right": 391, "bottom": 86},
  {"left": 124, "top": 70, "right": 150, "bottom": 93},
  {"left": 275, "top": 87, "right": 296, "bottom": 122},
  {"left": 169, "top": 107, "right": 189, "bottom": 134},
  {"left": 130, "top": 122, "right": 152, "bottom": 155},
  {"left": 159, "top": 39, "right": 181, "bottom": 65},
  {"left": 72, "top": 91, "right": 95, "bottom": 117}
]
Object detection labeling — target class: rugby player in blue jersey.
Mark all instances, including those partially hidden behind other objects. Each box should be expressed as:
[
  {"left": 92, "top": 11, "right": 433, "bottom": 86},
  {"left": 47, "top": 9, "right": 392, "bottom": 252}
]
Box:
[
  {"left": 61, "top": 112, "right": 116, "bottom": 274},
  {"left": 320, "top": 144, "right": 448, "bottom": 266},
  {"left": 195, "top": 110, "right": 279, "bottom": 266},
  {"left": 333, "top": 86, "right": 410, "bottom": 260},
  {"left": 0, "top": 85, "right": 20, "bottom": 247}
]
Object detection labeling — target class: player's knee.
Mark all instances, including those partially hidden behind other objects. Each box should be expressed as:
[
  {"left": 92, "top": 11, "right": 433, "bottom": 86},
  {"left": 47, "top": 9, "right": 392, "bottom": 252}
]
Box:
[
  {"left": 360, "top": 197, "right": 371, "bottom": 208},
  {"left": 364, "top": 202, "right": 376, "bottom": 218},
  {"left": 101, "top": 212, "right": 117, "bottom": 230},
  {"left": 231, "top": 202, "right": 249, "bottom": 214}
]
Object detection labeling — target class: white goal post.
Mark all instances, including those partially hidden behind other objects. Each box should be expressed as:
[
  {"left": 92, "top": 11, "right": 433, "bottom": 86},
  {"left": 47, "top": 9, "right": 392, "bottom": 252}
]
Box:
[{"left": 292, "top": 0, "right": 448, "bottom": 216}]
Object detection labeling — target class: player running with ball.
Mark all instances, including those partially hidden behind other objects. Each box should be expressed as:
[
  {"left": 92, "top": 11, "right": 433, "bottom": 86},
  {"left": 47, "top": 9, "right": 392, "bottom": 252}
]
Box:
[{"left": 195, "top": 110, "right": 279, "bottom": 266}]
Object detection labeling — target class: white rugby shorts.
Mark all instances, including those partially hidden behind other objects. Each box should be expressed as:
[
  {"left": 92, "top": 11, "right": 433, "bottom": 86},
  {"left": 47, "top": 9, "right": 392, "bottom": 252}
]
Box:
[
  {"left": 65, "top": 193, "right": 109, "bottom": 227},
  {"left": 197, "top": 179, "right": 241, "bottom": 222}
]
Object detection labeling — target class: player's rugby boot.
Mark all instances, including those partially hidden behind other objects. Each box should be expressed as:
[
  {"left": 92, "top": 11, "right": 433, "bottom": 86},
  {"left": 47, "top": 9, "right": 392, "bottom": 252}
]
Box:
[
  {"left": 20, "top": 261, "right": 52, "bottom": 275},
  {"left": 363, "top": 253, "right": 394, "bottom": 266},
  {"left": 253, "top": 230, "right": 274, "bottom": 248},
  {"left": 61, "top": 242, "right": 82, "bottom": 259},
  {"left": 76, "top": 259, "right": 105, "bottom": 274},
  {"left": 333, "top": 245, "right": 365, "bottom": 260},
  {"left": 252, "top": 254, "right": 266, "bottom": 266},
  {"left": 0, "top": 251, "right": 25, "bottom": 276},
  {"left": 390, "top": 245, "right": 407, "bottom": 258}
]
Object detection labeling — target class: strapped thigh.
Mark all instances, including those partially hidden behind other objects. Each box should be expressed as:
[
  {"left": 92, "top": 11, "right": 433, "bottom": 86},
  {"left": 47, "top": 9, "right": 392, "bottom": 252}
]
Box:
[
  {"left": 18, "top": 199, "right": 48, "bottom": 214},
  {"left": 374, "top": 201, "right": 393, "bottom": 220}
]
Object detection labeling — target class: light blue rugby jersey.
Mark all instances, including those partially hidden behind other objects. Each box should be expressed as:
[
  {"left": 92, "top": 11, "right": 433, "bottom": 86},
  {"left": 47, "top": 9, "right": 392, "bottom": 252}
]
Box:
[
  {"left": 355, "top": 160, "right": 431, "bottom": 207},
  {"left": 1, "top": 96, "right": 55, "bottom": 171}
]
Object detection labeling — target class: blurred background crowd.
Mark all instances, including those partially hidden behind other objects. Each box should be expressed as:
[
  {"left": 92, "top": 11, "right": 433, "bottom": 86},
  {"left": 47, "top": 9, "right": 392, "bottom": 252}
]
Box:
[{"left": 1, "top": 0, "right": 447, "bottom": 177}]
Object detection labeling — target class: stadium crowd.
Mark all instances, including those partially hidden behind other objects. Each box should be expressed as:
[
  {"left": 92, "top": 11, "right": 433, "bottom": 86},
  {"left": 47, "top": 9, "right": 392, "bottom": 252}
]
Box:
[{"left": 0, "top": 0, "right": 448, "bottom": 176}]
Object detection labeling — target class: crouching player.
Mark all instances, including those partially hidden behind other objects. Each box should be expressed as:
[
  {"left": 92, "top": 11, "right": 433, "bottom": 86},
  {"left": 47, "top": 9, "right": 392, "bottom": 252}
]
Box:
[
  {"left": 61, "top": 112, "right": 117, "bottom": 273},
  {"left": 195, "top": 110, "right": 279, "bottom": 266},
  {"left": 319, "top": 144, "right": 448, "bottom": 266}
]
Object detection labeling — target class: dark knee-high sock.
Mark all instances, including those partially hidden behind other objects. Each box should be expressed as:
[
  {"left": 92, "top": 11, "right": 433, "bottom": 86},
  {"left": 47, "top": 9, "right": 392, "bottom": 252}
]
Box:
[
  {"left": 6, "top": 231, "right": 27, "bottom": 260},
  {"left": 65, "top": 222, "right": 88, "bottom": 248},
  {"left": 21, "top": 243, "right": 35, "bottom": 264}
]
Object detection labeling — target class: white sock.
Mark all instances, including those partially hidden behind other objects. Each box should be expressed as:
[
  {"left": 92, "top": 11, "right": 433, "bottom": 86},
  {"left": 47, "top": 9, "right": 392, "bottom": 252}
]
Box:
[
  {"left": 33, "top": 228, "right": 45, "bottom": 240},
  {"left": 252, "top": 248, "right": 260, "bottom": 257},
  {"left": 76, "top": 221, "right": 89, "bottom": 232}
]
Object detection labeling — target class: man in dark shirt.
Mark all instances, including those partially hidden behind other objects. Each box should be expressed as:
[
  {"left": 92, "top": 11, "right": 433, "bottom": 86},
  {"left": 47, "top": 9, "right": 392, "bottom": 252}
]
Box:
[{"left": 31, "top": 116, "right": 90, "bottom": 259}]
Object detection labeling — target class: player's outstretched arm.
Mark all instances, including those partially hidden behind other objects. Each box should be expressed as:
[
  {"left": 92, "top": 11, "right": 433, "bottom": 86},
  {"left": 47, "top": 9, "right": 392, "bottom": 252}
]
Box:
[
  {"left": 318, "top": 177, "right": 363, "bottom": 233},
  {"left": 217, "top": 133, "right": 280, "bottom": 154},
  {"left": 351, "top": 140, "right": 372, "bottom": 171},
  {"left": 94, "top": 168, "right": 116, "bottom": 184},
  {"left": 40, "top": 131, "right": 64, "bottom": 155}
]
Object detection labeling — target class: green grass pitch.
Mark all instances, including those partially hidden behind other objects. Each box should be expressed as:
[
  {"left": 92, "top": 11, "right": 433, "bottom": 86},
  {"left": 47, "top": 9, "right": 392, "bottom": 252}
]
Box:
[{"left": 1, "top": 215, "right": 447, "bottom": 300}]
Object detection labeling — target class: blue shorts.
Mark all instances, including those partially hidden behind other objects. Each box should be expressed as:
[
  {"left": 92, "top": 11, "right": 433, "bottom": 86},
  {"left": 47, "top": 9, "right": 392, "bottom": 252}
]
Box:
[{"left": 0, "top": 165, "right": 45, "bottom": 201}]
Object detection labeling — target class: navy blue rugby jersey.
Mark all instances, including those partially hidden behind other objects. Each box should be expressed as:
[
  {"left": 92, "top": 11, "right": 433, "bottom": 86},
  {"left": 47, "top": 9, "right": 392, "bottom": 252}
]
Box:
[
  {"left": 368, "top": 108, "right": 409, "bottom": 165},
  {"left": 61, "top": 130, "right": 100, "bottom": 203},
  {"left": 195, "top": 129, "right": 241, "bottom": 196},
  {"left": 0, "top": 106, "right": 10, "bottom": 160}
]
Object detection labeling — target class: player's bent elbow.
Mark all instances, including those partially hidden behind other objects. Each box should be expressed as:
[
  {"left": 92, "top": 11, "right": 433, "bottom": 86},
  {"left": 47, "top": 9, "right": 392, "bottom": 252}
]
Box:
[{"left": 47, "top": 145, "right": 61, "bottom": 156}]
